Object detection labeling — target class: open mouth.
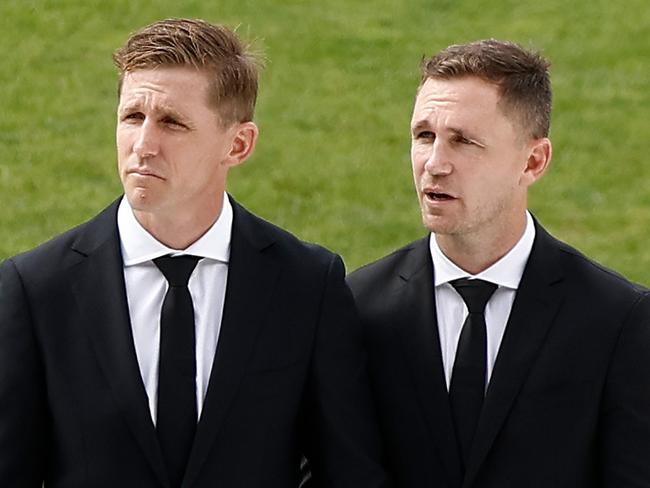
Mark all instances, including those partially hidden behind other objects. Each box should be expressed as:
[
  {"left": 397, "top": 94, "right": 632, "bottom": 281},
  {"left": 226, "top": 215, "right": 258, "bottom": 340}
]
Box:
[{"left": 426, "top": 191, "right": 454, "bottom": 201}]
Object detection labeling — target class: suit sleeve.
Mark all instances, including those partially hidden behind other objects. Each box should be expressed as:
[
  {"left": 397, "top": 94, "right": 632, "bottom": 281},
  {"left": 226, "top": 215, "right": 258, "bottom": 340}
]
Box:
[
  {"left": 301, "top": 254, "right": 389, "bottom": 488},
  {"left": 0, "top": 259, "right": 47, "bottom": 486},
  {"left": 600, "top": 291, "right": 650, "bottom": 487}
]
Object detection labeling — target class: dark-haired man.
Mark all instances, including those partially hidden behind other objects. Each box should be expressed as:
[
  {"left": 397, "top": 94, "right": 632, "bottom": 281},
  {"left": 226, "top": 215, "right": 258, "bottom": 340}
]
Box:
[
  {"left": 348, "top": 39, "right": 650, "bottom": 487},
  {"left": 0, "top": 19, "right": 386, "bottom": 487}
]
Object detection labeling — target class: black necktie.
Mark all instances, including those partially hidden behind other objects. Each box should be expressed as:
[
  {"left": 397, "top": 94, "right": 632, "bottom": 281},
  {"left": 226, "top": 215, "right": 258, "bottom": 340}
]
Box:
[
  {"left": 154, "top": 255, "right": 202, "bottom": 487},
  {"left": 449, "top": 278, "right": 497, "bottom": 466}
]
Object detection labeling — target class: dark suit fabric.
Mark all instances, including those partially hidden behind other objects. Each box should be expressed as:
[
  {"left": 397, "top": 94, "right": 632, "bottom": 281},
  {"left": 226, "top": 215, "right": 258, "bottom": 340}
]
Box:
[
  {"left": 347, "top": 222, "right": 650, "bottom": 488},
  {"left": 0, "top": 197, "right": 387, "bottom": 488}
]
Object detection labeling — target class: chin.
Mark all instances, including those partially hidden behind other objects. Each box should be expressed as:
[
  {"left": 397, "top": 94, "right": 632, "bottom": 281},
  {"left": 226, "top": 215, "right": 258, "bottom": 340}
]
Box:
[
  {"left": 126, "top": 189, "right": 158, "bottom": 211},
  {"left": 421, "top": 213, "right": 457, "bottom": 235}
]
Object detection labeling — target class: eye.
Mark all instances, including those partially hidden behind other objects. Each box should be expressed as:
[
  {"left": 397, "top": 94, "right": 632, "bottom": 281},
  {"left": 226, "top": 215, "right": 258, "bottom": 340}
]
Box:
[
  {"left": 162, "top": 116, "right": 187, "bottom": 129},
  {"left": 452, "top": 134, "right": 474, "bottom": 145},
  {"left": 121, "top": 112, "right": 144, "bottom": 122},
  {"left": 415, "top": 130, "right": 435, "bottom": 140}
]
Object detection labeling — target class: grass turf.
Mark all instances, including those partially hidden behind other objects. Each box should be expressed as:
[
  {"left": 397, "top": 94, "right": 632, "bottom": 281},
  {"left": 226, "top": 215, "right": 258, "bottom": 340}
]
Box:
[{"left": 1, "top": 0, "right": 649, "bottom": 283}]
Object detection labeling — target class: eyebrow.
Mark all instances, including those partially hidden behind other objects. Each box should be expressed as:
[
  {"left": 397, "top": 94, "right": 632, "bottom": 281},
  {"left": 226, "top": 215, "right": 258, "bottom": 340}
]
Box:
[
  {"left": 411, "top": 120, "right": 486, "bottom": 147},
  {"left": 118, "top": 101, "right": 188, "bottom": 123},
  {"left": 410, "top": 120, "right": 430, "bottom": 135},
  {"left": 449, "top": 127, "right": 486, "bottom": 147}
]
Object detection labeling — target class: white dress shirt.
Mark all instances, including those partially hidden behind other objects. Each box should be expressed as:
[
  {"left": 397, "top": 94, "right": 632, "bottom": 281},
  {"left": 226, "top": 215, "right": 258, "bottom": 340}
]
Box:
[
  {"left": 117, "top": 193, "right": 232, "bottom": 423},
  {"left": 430, "top": 211, "right": 535, "bottom": 390}
]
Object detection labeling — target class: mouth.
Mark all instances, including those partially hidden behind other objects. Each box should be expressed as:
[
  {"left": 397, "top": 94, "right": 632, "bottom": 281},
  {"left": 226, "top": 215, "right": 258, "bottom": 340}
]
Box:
[
  {"left": 128, "top": 169, "right": 164, "bottom": 180},
  {"left": 424, "top": 190, "right": 455, "bottom": 202}
]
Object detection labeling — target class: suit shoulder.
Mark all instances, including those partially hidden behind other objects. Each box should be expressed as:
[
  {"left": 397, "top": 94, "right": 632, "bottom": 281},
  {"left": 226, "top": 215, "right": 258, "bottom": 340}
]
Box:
[
  {"left": 6, "top": 201, "right": 118, "bottom": 280},
  {"left": 347, "top": 238, "right": 426, "bottom": 294},
  {"left": 9, "top": 221, "right": 90, "bottom": 272},
  {"left": 554, "top": 237, "right": 647, "bottom": 295},
  {"left": 234, "top": 202, "right": 339, "bottom": 270}
]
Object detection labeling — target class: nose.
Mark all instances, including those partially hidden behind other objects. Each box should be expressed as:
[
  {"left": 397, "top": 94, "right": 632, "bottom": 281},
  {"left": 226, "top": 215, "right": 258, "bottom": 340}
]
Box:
[
  {"left": 424, "top": 139, "right": 452, "bottom": 176},
  {"left": 133, "top": 119, "right": 159, "bottom": 159}
]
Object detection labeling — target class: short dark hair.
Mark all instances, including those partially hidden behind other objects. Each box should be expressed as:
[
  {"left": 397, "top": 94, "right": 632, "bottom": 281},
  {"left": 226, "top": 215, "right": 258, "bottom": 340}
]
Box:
[
  {"left": 113, "top": 18, "right": 262, "bottom": 125},
  {"left": 420, "top": 39, "right": 551, "bottom": 138}
]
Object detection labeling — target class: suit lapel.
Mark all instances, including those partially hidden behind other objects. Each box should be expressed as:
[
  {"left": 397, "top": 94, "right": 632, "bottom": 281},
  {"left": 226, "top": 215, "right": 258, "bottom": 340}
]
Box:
[
  {"left": 462, "top": 223, "right": 565, "bottom": 488},
  {"left": 70, "top": 201, "right": 169, "bottom": 488},
  {"left": 395, "top": 237, "right": 464, "bottom": 487},
  {"left": 183, "top": 198, "right": 280, "bottom": 487}
]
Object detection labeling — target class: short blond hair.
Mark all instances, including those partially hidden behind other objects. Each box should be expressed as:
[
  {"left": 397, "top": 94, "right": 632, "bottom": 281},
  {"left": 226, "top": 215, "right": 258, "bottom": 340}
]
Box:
[{"left": 113, "top": 18, "right": 262, "bottom": 125}]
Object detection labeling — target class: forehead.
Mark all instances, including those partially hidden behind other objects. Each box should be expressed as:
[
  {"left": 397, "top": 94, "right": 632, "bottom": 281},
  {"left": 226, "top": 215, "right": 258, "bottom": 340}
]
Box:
[
  {"left": 411, "top": 77, "right": 502, "bottom": 126},
  {"left": 119, "top": 66, "right": 211, "bottom": 111}
]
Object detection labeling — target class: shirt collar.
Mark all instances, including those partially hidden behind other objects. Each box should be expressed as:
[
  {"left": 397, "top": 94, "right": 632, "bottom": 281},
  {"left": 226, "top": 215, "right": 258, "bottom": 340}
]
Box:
[
  {"left": 429, "top": 211, "right": 535, "bottom": 290},
  {"left": 117, "top": 193, "right": 233, "bottom": 266}
]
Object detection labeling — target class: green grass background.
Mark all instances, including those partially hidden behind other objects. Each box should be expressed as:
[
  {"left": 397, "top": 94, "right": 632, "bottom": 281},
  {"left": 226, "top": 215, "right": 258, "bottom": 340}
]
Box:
[{"left": 1, "top": 0, "right": 649, "bottom": 282}]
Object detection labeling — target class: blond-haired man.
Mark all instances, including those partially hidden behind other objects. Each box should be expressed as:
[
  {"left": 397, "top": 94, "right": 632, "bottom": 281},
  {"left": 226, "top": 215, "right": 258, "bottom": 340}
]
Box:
[{"left": 0, "top": 19, "right": 386, "bottom": 488}]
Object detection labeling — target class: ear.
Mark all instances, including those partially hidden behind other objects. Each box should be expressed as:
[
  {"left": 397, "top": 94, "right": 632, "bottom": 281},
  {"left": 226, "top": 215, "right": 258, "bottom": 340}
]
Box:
[
  {"left": 520, "top": 137, "right": 552, "bottom": 187},
  {"left": 223, "top": 121, "right": 259, "bottom": 168}
]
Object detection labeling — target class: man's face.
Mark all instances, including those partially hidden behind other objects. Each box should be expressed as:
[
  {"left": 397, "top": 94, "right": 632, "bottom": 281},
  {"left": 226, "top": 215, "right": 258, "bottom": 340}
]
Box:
[
  {"left": 411, "top": 76, "right": 536, "bottom": 244},
  {"left": 116, "top": 66, "right": 237, "bottom": 219}
]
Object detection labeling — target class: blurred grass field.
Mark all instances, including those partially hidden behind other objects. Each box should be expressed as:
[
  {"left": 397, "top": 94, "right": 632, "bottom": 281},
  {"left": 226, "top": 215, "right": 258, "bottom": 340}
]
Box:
[{"left": 1, "top": 0, "right": 649, "bottom": 283}]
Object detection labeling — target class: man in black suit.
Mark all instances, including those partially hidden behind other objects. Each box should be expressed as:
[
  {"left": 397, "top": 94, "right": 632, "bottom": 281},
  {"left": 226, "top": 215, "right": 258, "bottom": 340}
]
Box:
[
  {"left": 0, "top": 19, "right": 386, "bottom": 487},
  {"left": 348, "top": 39, "right": 650, "bottom": 487}
]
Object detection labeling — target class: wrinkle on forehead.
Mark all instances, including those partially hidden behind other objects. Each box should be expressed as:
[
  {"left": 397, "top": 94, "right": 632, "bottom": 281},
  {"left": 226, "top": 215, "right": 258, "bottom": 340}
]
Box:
[
  {"left": 118, "top": 68, "right": 211, "bottom": 120},
  {"left": 118, "top": 93, "right": 184, "bottom": 120},
  {"left": 413, "top": 78, "right": 497, "bottom": 116},
  {"left": 411, "top": 77, "right": 506, "bottom": 141}
]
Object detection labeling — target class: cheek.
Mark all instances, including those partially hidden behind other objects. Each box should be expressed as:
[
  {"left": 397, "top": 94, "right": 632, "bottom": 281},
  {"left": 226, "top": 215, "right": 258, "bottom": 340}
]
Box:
[
  {"left": 115, "top": 129, "right": 133, "bottom": 156},
  {"left": 187, "top": 153, "right": 224, "bottom": 185},
  {"left": 115, "top": 137, "right": 127, "bottom": 172},
  {"left": 411, "top": 146, "right": 428, "bottom": 173}
]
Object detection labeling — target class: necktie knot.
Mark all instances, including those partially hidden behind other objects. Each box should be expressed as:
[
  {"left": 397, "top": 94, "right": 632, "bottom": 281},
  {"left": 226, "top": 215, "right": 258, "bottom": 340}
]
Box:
[
  {"left": 154, "top": 255, "right": 202, "bottom": 287},
  {"left": 450, "top": 278, "right": 497, "bottom": 314}
]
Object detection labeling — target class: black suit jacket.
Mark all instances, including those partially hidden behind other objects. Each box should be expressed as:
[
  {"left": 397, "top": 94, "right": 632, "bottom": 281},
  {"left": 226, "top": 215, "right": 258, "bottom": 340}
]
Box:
[
  {"left": 347, "top": 221, "right": 650, "bottom": 488},
  {"left": 0, "top": 197, "right": 387, "bottom": 488}
]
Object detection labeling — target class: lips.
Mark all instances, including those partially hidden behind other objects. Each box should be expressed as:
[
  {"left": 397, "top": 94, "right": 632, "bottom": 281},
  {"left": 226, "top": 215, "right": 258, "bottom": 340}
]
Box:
[
  {"left": 426, "top": 191, "right": 454, "bottom": 201},
  {"left": 128, "top": 168, "right": 164, "bottom": 180},
  {"left": 423, "top": 187, "right": 456, "bottom": 202}
]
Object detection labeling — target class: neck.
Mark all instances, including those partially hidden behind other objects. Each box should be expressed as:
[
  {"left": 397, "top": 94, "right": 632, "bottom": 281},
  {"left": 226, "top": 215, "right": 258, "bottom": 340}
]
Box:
[
  {"left": 437, "top": 212, "right": 528, "bottom": 275},
  {"left": 133, "top": 197, "right": 224, "bottom": 250}
]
